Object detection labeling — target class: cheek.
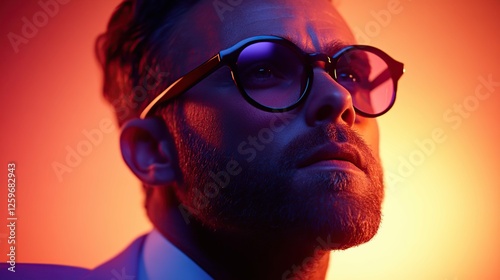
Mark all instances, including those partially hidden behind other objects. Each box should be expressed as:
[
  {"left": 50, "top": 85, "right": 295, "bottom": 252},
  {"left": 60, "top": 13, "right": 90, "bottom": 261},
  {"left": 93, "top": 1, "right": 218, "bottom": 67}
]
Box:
[
  {"left": 221, "top": 106, "right": 284, "bottom": 156},
  {"left": 178, "top": 99, "right": 225, "bottom": 148},
  {"left": 179, "top": 82, "right": 270, "bottom": 151},
  {"left": 354, "top": 117, "right": 380, "bottom": 158}
]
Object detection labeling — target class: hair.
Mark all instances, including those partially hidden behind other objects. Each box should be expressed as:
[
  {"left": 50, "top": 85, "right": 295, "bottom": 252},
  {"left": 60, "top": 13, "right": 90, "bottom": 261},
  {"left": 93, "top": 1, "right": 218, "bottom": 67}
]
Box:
[{"left": 95, "top": 0, "right": 199, "bottom": 126}]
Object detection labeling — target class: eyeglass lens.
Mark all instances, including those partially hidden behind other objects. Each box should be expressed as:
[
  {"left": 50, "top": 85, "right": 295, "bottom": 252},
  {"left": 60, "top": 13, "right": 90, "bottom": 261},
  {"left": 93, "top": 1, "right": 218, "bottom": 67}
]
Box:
[
  {"left": 335, "top": 49, "right": 394, "bottom": 116},
  {"left": 236, "top": 42, "right": 307, "bottom": 109}
]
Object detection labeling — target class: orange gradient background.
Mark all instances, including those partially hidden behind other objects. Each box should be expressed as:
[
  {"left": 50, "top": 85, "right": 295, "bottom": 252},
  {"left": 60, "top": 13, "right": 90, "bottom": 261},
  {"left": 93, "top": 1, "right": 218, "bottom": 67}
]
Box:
[{"left": 0, "top": 0, "right": 499, "bottom": 279}]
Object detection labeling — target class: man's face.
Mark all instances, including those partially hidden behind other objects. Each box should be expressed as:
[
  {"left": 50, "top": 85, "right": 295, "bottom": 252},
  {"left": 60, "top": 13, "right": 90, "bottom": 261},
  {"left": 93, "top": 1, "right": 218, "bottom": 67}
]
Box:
[{"left": 163, "top": 0, "right": 384, "bottom": 249}]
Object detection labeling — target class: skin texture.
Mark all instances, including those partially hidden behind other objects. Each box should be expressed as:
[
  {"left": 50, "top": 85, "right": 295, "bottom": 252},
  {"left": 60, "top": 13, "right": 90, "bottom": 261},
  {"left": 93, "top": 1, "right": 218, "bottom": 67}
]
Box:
[{"left": 120, "top": 0, "right": 384, "bottom": 279}]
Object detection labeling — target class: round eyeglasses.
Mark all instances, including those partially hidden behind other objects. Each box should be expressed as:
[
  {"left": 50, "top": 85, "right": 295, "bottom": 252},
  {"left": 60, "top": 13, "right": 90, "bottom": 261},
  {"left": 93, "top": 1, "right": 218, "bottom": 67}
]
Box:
[{"left": 140, "top": 35, "right": 404, "bottom": 119}]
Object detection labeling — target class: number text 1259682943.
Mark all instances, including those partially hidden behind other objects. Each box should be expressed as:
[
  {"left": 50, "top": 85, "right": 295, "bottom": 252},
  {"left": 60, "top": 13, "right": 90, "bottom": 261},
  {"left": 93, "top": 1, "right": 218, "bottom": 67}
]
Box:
[{"left": 7, "top": 163, "right": 17, "bottom": 273}]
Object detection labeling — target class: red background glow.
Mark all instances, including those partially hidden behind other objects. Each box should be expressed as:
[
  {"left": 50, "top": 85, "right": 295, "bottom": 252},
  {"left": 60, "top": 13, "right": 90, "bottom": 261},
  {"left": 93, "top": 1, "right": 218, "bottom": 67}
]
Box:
[{"left": 0, "top": 1, "right": 499, "bottom": 279}]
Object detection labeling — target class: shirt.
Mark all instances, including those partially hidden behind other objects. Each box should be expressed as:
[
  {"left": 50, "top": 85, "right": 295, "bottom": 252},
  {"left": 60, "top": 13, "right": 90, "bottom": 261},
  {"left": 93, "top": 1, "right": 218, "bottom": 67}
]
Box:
[{"left": 138, "top": 229, "right": 213, "bottom": 280}]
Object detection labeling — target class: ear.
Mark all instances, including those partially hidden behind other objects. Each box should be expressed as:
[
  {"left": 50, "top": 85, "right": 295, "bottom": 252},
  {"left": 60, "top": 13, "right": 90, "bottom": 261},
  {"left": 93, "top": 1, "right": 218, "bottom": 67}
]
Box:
[{"left": 120, "top": 117, "right": 177, "bottom": 185}]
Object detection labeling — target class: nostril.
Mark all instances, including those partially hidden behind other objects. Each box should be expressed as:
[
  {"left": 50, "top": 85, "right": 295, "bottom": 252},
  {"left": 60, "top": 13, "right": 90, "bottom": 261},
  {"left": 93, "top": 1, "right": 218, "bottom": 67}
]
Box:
[
  {"left": 315, "top": 105, "right": 334, "bottom": 122},
  {"left": 341, "top": 108, "right": 355, "bottom": 126},
  {"left": 313, "top": 104, "right": 355, "bottom": 126}
]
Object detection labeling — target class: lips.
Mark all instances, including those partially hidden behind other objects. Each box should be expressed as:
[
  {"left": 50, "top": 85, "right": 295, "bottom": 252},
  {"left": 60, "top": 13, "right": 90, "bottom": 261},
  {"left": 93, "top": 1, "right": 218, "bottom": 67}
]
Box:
[{"left": 297, "top": 143, "right": 366, "bottom": 172}]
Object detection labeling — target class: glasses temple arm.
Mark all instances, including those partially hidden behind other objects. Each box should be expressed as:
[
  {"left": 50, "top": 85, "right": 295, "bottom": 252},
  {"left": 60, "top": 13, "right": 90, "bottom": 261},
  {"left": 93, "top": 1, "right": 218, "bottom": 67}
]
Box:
[{"left": 140, "top": 54, "right": 223, "bottom": 118}]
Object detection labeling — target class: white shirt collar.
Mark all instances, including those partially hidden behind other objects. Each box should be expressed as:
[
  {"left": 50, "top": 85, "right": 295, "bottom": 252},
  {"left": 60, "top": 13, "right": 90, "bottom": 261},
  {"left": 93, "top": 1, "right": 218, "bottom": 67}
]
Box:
[{"left": 138, "top": 229, "right": 213, "bottom": 280}]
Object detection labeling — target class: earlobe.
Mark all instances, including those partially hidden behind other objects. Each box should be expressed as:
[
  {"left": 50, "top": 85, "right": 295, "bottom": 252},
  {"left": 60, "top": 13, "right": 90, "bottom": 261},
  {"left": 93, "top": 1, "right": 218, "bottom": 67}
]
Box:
[{"left": 120, "top": 117, "right": 177, "bottom": 185}]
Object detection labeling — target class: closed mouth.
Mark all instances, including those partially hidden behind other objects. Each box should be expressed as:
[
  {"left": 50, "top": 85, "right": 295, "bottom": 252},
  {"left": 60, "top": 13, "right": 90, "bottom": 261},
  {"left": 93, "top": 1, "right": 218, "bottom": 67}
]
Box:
[{"left": 297, "top": 143, "right": 365, "bottom": 172}]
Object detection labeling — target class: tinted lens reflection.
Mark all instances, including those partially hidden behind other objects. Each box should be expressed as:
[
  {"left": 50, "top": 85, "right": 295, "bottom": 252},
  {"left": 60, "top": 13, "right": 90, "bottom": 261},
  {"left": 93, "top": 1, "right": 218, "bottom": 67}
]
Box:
[
  {"left": 335, "top": 49, "right": 395, "bottom": 116},
  {"left": 236, "top": 42, "right": 306, "bottom": 109}
]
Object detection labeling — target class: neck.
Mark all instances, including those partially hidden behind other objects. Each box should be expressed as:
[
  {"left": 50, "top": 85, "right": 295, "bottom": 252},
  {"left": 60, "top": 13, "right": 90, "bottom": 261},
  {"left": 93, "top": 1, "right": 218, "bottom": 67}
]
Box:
[{"left": 147, "top": 187, "right": 330, "bottom": 280}]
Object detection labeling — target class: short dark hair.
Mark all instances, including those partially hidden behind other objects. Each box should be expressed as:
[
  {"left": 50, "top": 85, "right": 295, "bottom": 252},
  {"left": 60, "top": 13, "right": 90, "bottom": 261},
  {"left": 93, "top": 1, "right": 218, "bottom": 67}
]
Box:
[{"left": 95, "top": 0, "right": 199, "bottom": 126}]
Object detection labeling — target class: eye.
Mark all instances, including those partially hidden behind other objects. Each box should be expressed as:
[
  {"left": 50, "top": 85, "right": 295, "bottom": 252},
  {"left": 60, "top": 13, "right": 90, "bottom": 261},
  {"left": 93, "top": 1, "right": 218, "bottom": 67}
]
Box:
[
  {"left": 240, "top": 63, "right": 288, "bottom": 89},
  {"left": 336, "top": 69, "right": 365, "bottom": 91},
  {"left": 337, "top": 71, "right": 360, "bottom": 83},
  {"left": 252, "top": 66, "right": 274, "bottom": 79},
  {"left": 246, "top": 63, "right": 285, "bottom": 79},
  {"left": 334, "top": 49, "right": 372, "bottom": 92}
]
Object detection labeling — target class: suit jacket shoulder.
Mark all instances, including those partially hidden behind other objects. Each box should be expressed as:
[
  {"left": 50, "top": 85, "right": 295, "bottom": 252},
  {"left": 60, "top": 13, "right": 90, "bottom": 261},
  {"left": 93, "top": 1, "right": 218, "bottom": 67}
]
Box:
[
  {"left": 0, "top": 263, "right": 89, "bottom": 279},
  {"left": 0, "top": 235, "right": 146, "bottom": 280},
  {"left": 81, "top": 234, "right": 147, "bottom": 280}
]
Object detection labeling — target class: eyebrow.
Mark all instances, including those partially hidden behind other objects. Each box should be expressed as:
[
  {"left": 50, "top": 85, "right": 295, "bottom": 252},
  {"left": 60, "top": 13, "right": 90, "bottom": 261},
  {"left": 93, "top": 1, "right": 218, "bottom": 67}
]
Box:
[
  {"left": 323, "top": 40, "right": 349, "bottom": 56},
  {"left": 281, "top": 35, "right": 348, "bottom": 56}
]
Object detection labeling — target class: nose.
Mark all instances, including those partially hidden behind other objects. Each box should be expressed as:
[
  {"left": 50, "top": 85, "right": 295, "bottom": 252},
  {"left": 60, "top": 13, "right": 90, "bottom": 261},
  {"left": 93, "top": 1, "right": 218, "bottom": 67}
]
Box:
[{"left": 304, "top": 69, "right": 356, "bottom": 127}]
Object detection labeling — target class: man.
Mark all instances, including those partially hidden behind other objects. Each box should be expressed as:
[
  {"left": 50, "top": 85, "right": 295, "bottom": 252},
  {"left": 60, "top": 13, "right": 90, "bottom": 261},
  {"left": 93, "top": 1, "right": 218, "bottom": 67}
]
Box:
[
  {"left": 89, "top": 0, "right": 404, "bottom": 279},
  {"left": 1, "top": 0, "right": 403, "bottom": 279}
]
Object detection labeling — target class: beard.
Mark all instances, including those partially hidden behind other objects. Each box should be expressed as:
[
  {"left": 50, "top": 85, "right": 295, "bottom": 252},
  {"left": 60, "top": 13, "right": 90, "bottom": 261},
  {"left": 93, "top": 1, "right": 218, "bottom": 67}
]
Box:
[{"left": 172, "top": 120, "right": 384, "bottom": 250}]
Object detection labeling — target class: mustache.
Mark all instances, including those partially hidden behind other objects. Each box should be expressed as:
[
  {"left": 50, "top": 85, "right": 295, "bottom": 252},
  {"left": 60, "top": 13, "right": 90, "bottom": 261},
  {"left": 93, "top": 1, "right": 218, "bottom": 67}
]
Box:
[{"left": 280, "top": 124, "right": 377, "bottom": 171}]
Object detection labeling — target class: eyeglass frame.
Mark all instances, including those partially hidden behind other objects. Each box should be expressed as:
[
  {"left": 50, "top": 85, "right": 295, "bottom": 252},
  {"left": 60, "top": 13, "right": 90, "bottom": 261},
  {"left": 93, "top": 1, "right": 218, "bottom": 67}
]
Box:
[{"left": 139, "top": 35, "right": 404, "bottom": 119}]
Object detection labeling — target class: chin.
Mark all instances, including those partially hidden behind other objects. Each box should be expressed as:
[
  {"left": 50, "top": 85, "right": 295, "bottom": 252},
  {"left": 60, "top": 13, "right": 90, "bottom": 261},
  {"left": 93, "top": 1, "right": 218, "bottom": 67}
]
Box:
[
  {"left": 286, "top": 171, "right": 384, "bottom": 250},
  {"left": 328, "top": 208, "right": 382, "bottom": 250}
]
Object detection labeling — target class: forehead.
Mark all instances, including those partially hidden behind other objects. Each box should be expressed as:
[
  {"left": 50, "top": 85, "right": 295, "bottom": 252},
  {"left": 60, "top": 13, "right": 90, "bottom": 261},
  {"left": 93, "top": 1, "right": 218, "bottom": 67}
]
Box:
[{"left": 167, "top": 0, "right": 355, "bottom": 70}]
